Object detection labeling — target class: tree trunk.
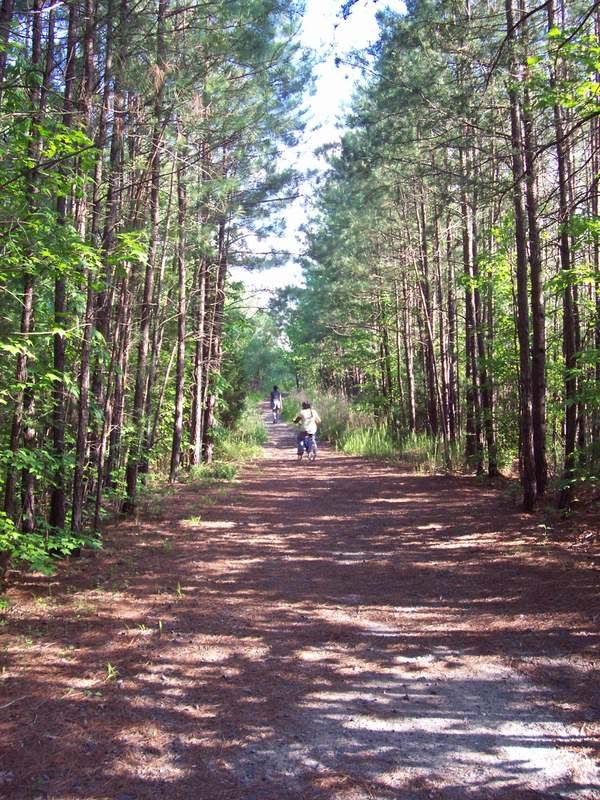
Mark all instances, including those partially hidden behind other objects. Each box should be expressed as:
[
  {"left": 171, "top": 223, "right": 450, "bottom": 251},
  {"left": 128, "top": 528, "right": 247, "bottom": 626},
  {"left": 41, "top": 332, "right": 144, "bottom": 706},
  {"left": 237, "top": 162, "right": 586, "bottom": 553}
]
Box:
[
  {"left": 0, "top": 0, "right": 13, "bottom": 94},
  {"left": 461, "top": 147, "right": 483, "bottom": 473},
  {"left": 50, "top": 0, "right": 78, "bottom": 530},
  {"left": 471, "top": 160, "right": 498, "bottom": 478},
  {"left": 202, "top": 216, "right": 228, "bottom": 461},
  {"left": 445, "top": 212, "right": 459, "bottom": 440},
  {"left": 548, "top": 0, "right": 576, "bottom": 508},
  {"left": 72, "top": 0, "right": 110, "bottom": 535},
  {"left": 506, "top": 0, "right": 536, "bottom": 511},
  {"left": 401, "top": 272, "right": 417, "bottom": 433},
  {"left": 4, "top": 0, "right": 43, "bottom": 526},
  {"left": 434, "top": 208, "right": 450, "bottom": 443},
  {"left": 592, "top": 14, "right": 600, "bottom": 456},
  {"left": 190, "top": 257, "right": 208, "bottom": 465},
  {"left": 123, "top": 0, "right": 166, "bottom": 511},
  {"left": 416, "top": 197, "right": 439, "bottom": 436},
  {"left": 522, "top": 76, "right": 547, "bottom": 494},
  {"left": 170, "top": 157, "right": 187, "bottom": 482},
  {"left": 393, "top": 279, "right": 407, "bottom": 430},
  {"left": 141, "top": 171, "right": 175, "bottom": 478}
]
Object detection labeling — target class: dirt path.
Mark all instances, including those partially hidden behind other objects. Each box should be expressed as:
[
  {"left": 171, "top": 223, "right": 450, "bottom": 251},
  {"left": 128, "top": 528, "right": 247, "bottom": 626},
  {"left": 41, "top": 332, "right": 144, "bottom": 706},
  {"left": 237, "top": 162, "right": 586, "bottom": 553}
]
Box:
[{"left": 2, "top": 406, "right": 599, "bottom": 800}]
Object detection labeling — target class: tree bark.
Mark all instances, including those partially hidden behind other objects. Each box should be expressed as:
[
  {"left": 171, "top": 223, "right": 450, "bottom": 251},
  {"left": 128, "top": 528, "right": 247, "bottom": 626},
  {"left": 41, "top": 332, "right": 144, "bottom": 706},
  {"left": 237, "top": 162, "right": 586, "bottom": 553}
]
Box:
[
  {"left": 202, "top": 215, "right": 228, "bottom": 462},
  {"left": 123, "top": 0, "right": 167, "bottom": 511},
  {"left": 445, "top": 212, "right": 459, "bottom": 440},
  {"left": 0, "top": 0, "right": 13, "bottom": 94},
  {"left": 522, "top": 69, "right": 547, "bottom": 495},
  {"left": 4, "top": 0, "right": 43, "bottom": 526},
  {"left": 72, "top": 0, "right": 111, "bottom": 534},
  {"left": 190, "top": 256, "right": 208, "bottom": 465},
  {"left": 50, "top": 0, "right": 78, "bottom": 530},
  {"left": 506, "top": 0, "right": 536, "bottom": 511},
  {"left": 401, "top": 272, "right": 417, "bottom": 433},
  {"left": 416, "top": 197, "right": 439, "bottom": 436},
  {"left": 170, "top": 155, "right": 187, "bottom": 482},
  {"left": 548, "top": 0, "right": 576, "bottom": 508},
  {"left": 461, "top": 147, "right": 484, "bottom": 473}
]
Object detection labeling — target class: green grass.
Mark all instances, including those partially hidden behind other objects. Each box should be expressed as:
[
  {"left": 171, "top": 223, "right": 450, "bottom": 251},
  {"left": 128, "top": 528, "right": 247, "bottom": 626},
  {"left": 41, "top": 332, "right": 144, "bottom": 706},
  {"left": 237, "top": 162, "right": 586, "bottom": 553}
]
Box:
[
  {"left": 285, "top": 389, "right": 464, "bottom": 473},
  {"left": 190, "top": 462, "right": 238, "bottom": 482},
  {"left": 217, "top": 400, "right": 268, "bottom": 462},
  {"left": 341, "top": 426, "right": 397, "bottom": 458},
  {"left": 188, "top": 397, "right": 267, "bottom": 486}
]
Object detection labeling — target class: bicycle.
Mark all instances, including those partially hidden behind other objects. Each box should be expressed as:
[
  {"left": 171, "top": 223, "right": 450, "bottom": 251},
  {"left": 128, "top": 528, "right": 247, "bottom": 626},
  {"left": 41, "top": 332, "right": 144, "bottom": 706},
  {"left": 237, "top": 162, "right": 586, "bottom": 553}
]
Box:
[{"left": 297, "top": 432, "right": 317, "bottom": 462}]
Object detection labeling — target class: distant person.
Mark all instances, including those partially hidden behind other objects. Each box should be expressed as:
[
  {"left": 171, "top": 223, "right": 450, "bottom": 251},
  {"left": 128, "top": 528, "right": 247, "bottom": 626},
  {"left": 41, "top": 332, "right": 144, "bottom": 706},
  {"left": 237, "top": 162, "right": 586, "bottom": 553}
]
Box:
[
  {"left": 293, "top": 401, "right": 321, "bottom": 459},
  {"left": 270, "top": 385, "right": 283, "bottom": 423}
]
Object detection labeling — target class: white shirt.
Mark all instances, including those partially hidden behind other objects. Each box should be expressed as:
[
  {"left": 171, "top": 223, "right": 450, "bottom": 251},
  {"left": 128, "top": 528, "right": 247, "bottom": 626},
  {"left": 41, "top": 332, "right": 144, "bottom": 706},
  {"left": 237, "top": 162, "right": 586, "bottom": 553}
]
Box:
[{"left": 297, "top": 408, "right": 320, "bottom": 434}]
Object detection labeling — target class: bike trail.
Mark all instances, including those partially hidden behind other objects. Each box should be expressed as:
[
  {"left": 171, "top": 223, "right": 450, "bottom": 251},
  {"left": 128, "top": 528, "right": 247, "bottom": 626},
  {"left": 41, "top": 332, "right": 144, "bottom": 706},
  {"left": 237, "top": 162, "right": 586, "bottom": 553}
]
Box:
[{"left": 1, "top": 403, "right": 599, "bottom": 799}]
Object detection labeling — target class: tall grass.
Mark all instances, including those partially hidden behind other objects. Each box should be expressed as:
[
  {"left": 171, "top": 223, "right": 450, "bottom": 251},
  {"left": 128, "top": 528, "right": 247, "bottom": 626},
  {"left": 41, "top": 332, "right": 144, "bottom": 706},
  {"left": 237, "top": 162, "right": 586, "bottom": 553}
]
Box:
[
  {"left": 190, "top": 398, "right": 267, "bottom": 482},
  {"left": 284, "top": 389, "right": 463, "bottom": 473},
  {"left": 340, "top": 427, "right": 397, "bottom": 458}
]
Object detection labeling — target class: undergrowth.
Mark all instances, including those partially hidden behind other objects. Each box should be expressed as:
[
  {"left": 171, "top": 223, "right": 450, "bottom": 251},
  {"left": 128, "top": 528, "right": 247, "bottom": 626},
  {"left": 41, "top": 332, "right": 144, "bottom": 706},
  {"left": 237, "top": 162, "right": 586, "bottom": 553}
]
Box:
[
  {"left": 189, "top": 397, "right": 267, "bottom": 484},
  {"left": 0, "top": 398, "right": 267, "bottom": 587},
  {"left": 0, "top": 511, "right": 101, "bottom": 582},
  {"left": 284, "top": 390, "right": 464, "bottom": 472}
]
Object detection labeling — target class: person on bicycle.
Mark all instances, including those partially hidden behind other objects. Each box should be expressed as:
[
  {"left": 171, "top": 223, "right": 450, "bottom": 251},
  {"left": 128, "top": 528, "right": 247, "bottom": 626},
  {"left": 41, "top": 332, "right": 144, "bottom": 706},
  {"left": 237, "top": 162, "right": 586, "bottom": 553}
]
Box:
[
  {"left": 270, "top": 385, "right": 283, "bottom": 423},
  {"left": 293, "top": 401, "right": 321, "bottom": 459}
]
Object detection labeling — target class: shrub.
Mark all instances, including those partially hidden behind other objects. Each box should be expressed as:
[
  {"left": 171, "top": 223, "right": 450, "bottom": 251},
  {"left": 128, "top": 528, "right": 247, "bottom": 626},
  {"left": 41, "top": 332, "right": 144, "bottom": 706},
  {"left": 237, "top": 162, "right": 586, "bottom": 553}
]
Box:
[{"left": 285, "top": 389, "right": 463, "bottom": 471}]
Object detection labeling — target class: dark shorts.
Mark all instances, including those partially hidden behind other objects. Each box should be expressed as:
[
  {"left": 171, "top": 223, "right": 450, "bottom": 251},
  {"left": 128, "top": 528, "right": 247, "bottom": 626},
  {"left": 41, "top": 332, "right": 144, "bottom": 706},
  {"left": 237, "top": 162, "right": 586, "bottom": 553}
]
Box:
[{"left": 297, "top": 431, "right": 316, "bottom": 454}]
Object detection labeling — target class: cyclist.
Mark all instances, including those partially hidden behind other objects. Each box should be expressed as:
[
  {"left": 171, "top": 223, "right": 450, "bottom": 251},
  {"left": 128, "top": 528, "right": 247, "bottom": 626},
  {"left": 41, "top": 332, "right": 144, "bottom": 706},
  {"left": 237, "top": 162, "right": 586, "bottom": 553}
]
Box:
[
  {"left": 270, "top": 385, "right": 283, "bottom": 423},
  {"left": 293, "top": 401, "right": 321, "bottom": 460}
]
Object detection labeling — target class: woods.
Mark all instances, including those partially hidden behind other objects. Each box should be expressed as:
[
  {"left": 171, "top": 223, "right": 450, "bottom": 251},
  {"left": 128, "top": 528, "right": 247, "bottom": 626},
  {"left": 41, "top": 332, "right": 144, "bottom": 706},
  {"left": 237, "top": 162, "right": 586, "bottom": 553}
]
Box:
[
  {"left": 2, "top": 0, "right": 600, "bottom": 583},
  {"left": 0, "top": 0, "right": 306, "bottom": 577},
  {"left": 282, "top": 0, "right": 600, "bottom": 512},
  {"left": 2, "top": 4, "right": 600, "bottom": 794}
]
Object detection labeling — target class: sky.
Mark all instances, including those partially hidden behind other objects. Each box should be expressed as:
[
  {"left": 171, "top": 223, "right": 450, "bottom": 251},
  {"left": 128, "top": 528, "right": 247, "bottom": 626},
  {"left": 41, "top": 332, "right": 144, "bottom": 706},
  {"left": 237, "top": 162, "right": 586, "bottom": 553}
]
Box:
[{"left": 229, "top": 0, "right": 406, "bottom": 305}]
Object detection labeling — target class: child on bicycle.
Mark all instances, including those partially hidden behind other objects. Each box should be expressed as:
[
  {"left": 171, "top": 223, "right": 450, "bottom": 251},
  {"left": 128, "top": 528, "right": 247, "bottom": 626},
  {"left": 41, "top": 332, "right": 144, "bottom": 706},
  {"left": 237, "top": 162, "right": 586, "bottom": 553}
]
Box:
[
  {"left": 270, "top": 385, "right": 283, "bottom": 423},
  {"left": 293, "top": 401, "right": 321, "bottom": 459}
]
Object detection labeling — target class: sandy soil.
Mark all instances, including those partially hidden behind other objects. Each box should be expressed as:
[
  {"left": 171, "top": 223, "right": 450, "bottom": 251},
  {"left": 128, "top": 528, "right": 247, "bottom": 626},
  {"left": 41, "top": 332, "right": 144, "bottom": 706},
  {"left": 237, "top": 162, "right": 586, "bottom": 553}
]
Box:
[{"left": 1, "top": 406, "right": 599, "bottom": 800}]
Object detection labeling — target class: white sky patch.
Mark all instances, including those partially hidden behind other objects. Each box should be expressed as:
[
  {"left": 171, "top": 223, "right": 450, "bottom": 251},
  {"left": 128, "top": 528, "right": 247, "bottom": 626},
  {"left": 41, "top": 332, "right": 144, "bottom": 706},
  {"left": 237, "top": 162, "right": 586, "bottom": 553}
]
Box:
[{"left": 230, "top": 0, "right": 406, "bottom": 306}]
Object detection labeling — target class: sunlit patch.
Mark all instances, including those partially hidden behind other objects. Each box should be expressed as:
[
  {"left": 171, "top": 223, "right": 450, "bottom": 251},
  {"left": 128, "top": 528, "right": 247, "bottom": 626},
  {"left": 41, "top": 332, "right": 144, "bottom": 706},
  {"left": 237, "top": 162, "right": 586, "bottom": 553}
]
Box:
[
  {"left": 181, "top": 518, "right": 235, "bottom": 529},
  {"left": 364, "top": 497, "right": 413, "bottom": 504},
  {"left": 198, "top": 645, "right": 232, "bottom": 663},
  {"left": 331, "top": 551, "right": 368, "bottom": 563},
  {"left": 314, "top": 605, "right": 402, "bottom": 639},
  {"left": 113, "top": 727, "right": 190, "bottom": 782},
  {"left": 282, "top": 658, "right": 600, "bottom": 793},
  {"left": 298, "top": 647, "right": 327, "bottom": 662},
  {"left": 416, "top": 523, "right": 443, "bottom": 531},
  {"left": 156, "top": 633, "right": 272, "bottom": 666}
]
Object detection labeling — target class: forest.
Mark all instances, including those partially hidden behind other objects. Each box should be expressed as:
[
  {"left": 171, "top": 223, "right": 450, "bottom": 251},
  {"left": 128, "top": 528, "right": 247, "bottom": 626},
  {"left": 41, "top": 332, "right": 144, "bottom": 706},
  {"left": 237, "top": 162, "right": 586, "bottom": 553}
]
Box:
[
  {"left": 0, "top": 0, "right": 304, "bottom": 579},
  {"left": 282, "top": 0, "right": 600, "bottom": 512},
  {"left": 1, "top": 0, "right": 600, "bottom": 583},
  {"left": 2, "top": 1, "right": 600, "bottom": 796}
]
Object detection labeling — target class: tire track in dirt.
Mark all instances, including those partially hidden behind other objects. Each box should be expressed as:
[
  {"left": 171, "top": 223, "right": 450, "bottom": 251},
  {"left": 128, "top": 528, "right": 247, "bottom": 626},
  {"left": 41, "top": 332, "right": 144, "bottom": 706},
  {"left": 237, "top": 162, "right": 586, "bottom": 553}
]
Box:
[{"left": 1, "top": 403, "right": 599, "bottom": 799}]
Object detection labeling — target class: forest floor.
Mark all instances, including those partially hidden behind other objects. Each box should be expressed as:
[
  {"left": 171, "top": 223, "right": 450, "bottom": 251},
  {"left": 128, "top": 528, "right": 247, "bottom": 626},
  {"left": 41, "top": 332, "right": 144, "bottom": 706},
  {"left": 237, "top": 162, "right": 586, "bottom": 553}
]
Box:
[{"left": 1, "top": 406, "right": 600, "bottom": 800}]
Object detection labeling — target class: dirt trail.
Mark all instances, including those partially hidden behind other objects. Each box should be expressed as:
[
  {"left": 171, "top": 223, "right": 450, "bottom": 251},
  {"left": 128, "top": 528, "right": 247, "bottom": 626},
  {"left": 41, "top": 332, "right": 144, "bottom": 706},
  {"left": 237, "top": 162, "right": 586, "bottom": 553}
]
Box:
[{"left": 1, "top": 405, "right": 600, "bottom": 800}]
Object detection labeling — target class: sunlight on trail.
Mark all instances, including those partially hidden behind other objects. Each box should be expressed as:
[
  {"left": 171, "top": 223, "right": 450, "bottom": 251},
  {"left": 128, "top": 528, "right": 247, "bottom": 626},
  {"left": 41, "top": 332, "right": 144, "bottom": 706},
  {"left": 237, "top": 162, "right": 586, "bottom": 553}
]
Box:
[{"left": 2, "top": 405, "right": 598, "bottom": 800}]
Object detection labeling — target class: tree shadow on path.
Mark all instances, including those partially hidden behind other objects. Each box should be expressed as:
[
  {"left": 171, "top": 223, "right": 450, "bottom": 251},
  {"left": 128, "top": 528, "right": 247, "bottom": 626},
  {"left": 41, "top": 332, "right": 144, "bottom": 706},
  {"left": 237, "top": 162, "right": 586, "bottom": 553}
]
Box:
[{"left": 1, "top": 406, "right": 599, "bottom": 799}]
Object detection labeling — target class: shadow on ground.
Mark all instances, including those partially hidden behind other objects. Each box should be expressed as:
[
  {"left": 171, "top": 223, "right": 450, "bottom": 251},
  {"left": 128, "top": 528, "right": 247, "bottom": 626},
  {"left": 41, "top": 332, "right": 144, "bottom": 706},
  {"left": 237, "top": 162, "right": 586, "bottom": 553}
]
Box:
[{"left": 1, "top": 407, "right": 599, "bottom": 799}]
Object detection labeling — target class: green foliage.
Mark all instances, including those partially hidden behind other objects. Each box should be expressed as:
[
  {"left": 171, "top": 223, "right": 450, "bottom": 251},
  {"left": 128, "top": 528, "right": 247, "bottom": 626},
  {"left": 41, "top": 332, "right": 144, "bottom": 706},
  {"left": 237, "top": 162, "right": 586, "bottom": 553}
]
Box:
[
  {"left": 190, "top": 462, "right": 238, "bottom": 482},
  {"left": 189, "top": 397, "right": 267, "bottom": 484},
  {"left": 341, "top": 427, "right": 397, "bottom": 458},
  {"left": 285, "top": 390, "right": 463, "bottom": 471},
  {"left": 240, "top": 310, "right": 295, "bottom": 391},
  {"left": 0, "top": 511, "right": 101, "bottom": 576},
  {"left": 527, "top": 27, "right": 600, "bottom": 117}
]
